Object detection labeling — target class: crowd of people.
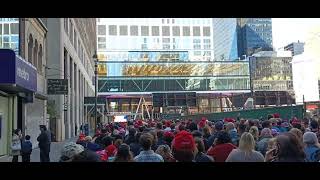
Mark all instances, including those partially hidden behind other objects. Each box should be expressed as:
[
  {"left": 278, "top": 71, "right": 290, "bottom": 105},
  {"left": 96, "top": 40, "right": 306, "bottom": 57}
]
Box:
[{"left": 56, "top": 113, "right": 320, "bottom": 162}]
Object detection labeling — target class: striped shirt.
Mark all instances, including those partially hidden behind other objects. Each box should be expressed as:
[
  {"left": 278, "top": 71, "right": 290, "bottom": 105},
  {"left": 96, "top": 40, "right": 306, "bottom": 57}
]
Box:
[{"left": 134, "top": 150, "right": 164, "bottom": 162}]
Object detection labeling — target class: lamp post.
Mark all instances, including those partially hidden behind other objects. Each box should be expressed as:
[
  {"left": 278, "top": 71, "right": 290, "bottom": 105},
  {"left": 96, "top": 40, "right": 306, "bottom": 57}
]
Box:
[{"left": 93, "top": 52, "right": 98, "bottom": 134}]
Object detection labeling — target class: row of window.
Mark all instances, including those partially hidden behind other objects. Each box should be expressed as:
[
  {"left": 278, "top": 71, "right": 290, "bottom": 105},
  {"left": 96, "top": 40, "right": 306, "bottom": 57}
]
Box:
[
  {"left": 27, "top": 34, "right": 43, "bottom": 74},
  {"left": 64, "top": 18, "right": 92, "bottom": 76},
  {"left": 98, "top": 25, "right": 211, "bottom": 37}
]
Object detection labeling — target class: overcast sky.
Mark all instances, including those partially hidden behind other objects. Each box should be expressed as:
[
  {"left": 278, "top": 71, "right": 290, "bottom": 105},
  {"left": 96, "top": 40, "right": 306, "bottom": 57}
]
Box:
[{"left": 272, "top": 18, "right": 320, "bottom": 49}]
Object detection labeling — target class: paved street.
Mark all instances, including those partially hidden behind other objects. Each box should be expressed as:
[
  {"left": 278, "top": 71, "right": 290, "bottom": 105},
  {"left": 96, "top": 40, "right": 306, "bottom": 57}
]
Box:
[{"left": 0, "top": 137, "right": 77, "bottom": 162}]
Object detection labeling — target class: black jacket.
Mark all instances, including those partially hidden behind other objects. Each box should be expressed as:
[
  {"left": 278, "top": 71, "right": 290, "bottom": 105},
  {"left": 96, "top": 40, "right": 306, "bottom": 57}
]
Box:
[{"left": 37, "top": 131, "right": 50, "bottom": 150}]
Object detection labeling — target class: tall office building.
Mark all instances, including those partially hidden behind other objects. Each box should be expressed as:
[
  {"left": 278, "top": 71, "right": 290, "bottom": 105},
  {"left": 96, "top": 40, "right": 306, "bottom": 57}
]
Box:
[
  {"left": 44, "top": 18, "right": 96, "bottom": 141},
  {"left": 97, "top": 18, "right": 214, "bottom": 61},
  {"left": 213, "top": 18, "right": 239, "bottom": 60},
  {"left": 213, "top": 18, "right": 273, "bottom": 60},
  {"left": 284, "top": 41, "right": 305, "bottom": 56},
  {"left": 237, "top": 18, "right": 273, "bottom": 57}
]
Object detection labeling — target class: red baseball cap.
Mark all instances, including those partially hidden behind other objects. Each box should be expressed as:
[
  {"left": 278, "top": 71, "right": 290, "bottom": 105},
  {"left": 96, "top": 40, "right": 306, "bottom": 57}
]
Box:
[{"left": 172, "top": 130, "right": 195, "bottom": 151}]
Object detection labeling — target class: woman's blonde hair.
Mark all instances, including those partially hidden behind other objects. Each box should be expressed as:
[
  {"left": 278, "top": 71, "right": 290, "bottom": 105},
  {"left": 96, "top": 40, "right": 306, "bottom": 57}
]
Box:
[
  {"left": 239, "top": 132, "right": 255, "bottom": 152},
  {"left": 249, "top": 126, "right": 259, "bottom": 141}
]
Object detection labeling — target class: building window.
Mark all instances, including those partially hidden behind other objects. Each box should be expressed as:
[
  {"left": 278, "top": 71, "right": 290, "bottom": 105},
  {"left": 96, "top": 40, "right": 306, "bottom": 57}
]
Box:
[
  {"left": 3, "top": 24, "right": 9, "bottom": 34},
  {"left": 33, "top": 39, "right": 38, "bottom": 67},
  {"left": 152, "top": 26, "right": 159, "bottom": 36},
  {"left": 163, "top": 44, "right": 170, "bottom": 49},
  {"left": 194, "top": 51, "right": 201, "bottom": 56},
  {"left": 193, "top": 39, "right": 201, "bottom": 43},
  {"left": 193, "top": 26, "right": 200, "bottom": 36},
  {"left": 28, "top": 34, "right": 33, "bottom": 64},
  {"left": 167, "top": 19, "right": 170, "bottom": 24},
  {"left": 69, "top": 20, "right": 73, "bottom": 43},
  {"left": 143, "top": 38, "right": 147, "bottom": 43},
  {"left": 141, "top": 44, "right": 148, "bottom": 50},
  {"left": 74, "top": 30, "right": 77, "bottom": 52},
  {"left": 141, "top": 26, "right": 149, "bottom": 36},
  {"left": 172, "top": 26, "right": 180, "bottom": 36},
  {"left": 193, "top": 44, "right": 201, "bottom": 49},
  {"left": 98, "top": 37, "right": 106, "bottom": 43},
  {"left": 203, "top": 39, "right": 210, "bottom": 43},
  {"left": 98, "top": 25, "right": 106, "bottom": 35},
  {"left": 172, "top": 19, "right": 175, "bottom": 24},
  {"left": 162, "top": 19, "right": 165, "bottom": 24},
  {"left": 203, "top": 26, "right": 211, "bottom": 36},
  {"left": 162, "top": 38, "right": 170, "bottom": 43},
  {"left": 109, "top": 25, "right": 117, "bottom": 36},
  {"left": 38, "top": 44, "right": 43, "bottom": 73},
  {"left": 204, "top": 44, "right": 211, "bottom": 49},
  {"left": 98, "top": 44, "right": 106, "bottom": 49},
  {"left": 64, "top": 18, "right": 68, "bottom": 34},
  {"left": 10, "top": 23, "right": 18, "bottom": 34},
  {"left": 130, "top": 25, "right": 138, "bottom": 36},
  {"left": 119, "top": 25, "right": 128, "bottom": 36},
  {"left": 162, "top": 26, "right": 170, "bottom": 36},
  {"left": 183, "top": 26, "right": 190, "bottom": 36}
]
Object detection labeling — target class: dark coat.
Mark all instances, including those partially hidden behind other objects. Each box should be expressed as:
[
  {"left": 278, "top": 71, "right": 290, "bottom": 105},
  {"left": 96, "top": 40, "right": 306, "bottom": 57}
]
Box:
[
  {"left": 21, "top": 140, "right": 32, "bottom": 155},
  {"left": 37, "top": 131, "right": 50, "bottom": 151}
]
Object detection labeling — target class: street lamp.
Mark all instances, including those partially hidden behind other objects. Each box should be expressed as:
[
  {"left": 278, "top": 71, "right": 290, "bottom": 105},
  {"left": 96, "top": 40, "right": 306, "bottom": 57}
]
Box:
[{"left": 93, "top": 52, "right": 98, "bottom": 134}]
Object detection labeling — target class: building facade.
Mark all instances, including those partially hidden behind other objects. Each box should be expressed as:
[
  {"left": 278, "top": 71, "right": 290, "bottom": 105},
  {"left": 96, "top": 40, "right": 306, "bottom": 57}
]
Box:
[
  {"left": 284, "top": 41, "right": 305, "bottom": 56},
  {"left": 44, "top": 18, "right": 96, "bottom": 141},
  {"left": 97, "top": 18, "right": 251, "bottom": 117},
  {"left": 237, "top": 18, "right": 273, "bottom": 57},
  {"left": 213, "top": 18, "right": 239, "bottom": 61}
]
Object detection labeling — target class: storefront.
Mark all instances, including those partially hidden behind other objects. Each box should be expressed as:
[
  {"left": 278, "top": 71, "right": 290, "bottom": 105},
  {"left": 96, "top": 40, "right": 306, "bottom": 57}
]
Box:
[{"left": 0, "top": 49, "right": 37, "bottom": 156}]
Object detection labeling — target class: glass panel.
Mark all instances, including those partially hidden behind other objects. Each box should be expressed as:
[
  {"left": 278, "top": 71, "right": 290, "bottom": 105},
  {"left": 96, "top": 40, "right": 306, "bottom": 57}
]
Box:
[{"left": 10, "top": 23, "right": 19, "bottom": 34}]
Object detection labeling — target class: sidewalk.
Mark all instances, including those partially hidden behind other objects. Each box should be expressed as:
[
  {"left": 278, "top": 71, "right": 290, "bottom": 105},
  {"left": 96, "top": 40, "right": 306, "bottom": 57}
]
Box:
[{"left": 0, "top": 136, "right": 78, "bottom": 162}]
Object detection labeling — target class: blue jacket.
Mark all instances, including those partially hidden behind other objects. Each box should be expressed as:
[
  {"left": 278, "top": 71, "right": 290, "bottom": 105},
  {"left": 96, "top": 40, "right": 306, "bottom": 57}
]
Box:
[
  {"left": 21, "top": 140, "right": 32, "bottom": 154},
  {"left": 86, "top": 142, "right": 102, "bottom": 151},
  {"left": 229, "top": 129, "right": 239, "bottom": 146},
  {"left": 304, "top": 145, "right": 320, "bottom": 162}
]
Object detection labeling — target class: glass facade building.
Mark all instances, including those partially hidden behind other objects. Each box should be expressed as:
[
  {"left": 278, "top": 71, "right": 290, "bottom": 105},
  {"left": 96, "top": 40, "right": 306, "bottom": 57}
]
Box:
[
  {"left": 237, "top": 18, "right": 273, "bottom": 56},
  {"left": 0, "top": 18, "right": 19, "bottom": 54},
  {"left": 97, "top": 19, "right": 251, "bottom": 96},
  {"left": 213, "top": 18, "right": 239, "bottom": 61}
]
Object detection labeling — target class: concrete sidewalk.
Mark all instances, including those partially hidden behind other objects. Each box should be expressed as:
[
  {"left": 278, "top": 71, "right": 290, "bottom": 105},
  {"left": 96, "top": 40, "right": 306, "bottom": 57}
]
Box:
[{"left": 0, "top": 137, "right": 77, "bottom": 162}]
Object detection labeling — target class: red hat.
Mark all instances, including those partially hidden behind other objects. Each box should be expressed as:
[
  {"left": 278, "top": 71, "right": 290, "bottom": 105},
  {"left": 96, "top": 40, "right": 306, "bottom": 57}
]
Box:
[
  {"left": 198, "top": 119, "right": 206, "bottom": 129},
  {"left": 273, "top": 113, "right": 280, "bottom": 118},
  {"left": 201, "top": 117, "right": 207, "bottom": 121},
  {"left": 165, "top": 121, "right": 171, "bottom": 128},
  {"left": 106, "top": 144, "right": 117, "bottom": 157},
  {"left": 291, "top": 117, "right": 300, "bottom": 125},
  {"left": 164, "top": 131, "right": 174, "bottom": 138},
  {"left": 137, "top": 120, "right": 143, "bottom": 126},
  {"left": 172, "top": 130, "right": 195, "bottom": 151},
  {"left": 224, "top": 118, "right": 235, "bottom": 123}
]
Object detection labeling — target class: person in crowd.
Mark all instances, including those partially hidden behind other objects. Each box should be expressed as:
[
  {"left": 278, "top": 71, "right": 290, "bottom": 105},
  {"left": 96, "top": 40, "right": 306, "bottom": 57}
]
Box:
[
  {"left": 280, "top": 121, "right": 290, "bottom": 133},
  {"left": 303, "top": 132, "right": 320, "bottom": 162},
  {"left": 207, "top": 131, "right": 236, "bottom": 162},
  {"left": 156, "top": 130, "right": 166, "bottom": 146},
  {"left": 155, "top": 144, "right": 175, "bottom": 162},
  {"left": 249, "top": 126, "right": 259, "bottom": 149},
  {"left": 114, "top": 139, "right": 123, "bottom": 149},
  {"left": 290, "top": 128, "right": 303, "bottom": 142},
  {"left": 11, "top": 129, "right": 22, "bottom": 162},
  {"left": 265, "top": 132, "right": 305, "bottom": 162},
  {"left": 59, "top": 142, "right": 85, "bottom": 162},
  {"left": 188, "top": 122, "right": 198, "bottom": 132},
  {"left": 271, "top": 129, "right": 279, "bottom": 137},
  {"left": 262, "top": 120, "right": 272, "bottom": 129},
  {"left": 124, "top": 128, "right": 136, "bottom": 145},
  {"left": 257, "top": 128, "right": 273, "bottom": 156},
  {"left": 226, "top": 132, "right": 264, "bottom": 162},
  {"left": 72, "top": 149, "right": 101, "bottom": 162},
  {"left": 267, "top": 138, "right": 277, "bottom": 152},
  {"left": 149, "top": 130, "right": 159, "bottom": 151},
  {"left": 194, "top": 137, "right": 214, "bottom": 162},
  {"left": 237, "top": 123, "right": 247, "bottom": 138},
  {"left": 76, "top": 133, "right": 86, "bottom": 146},
  {"left": 129, "top": 132, "right": 142, "bottom": 157},
  {"left": 134, "top": 132, "right": 164, "bottom": 162},
  {"left": 310, "top": 120, "right": 320, "bottom": 142},
  {"left": 192, "top": 130, "right": 203, "bottom": 139},
  {"left": 207, "top": 121, "right": 224, "bottom": 147},
  {"left": 163, "top": 131, "right": 175, "bottom": 147},
  {"left": 21, "top": 135, "right": 33, "bottom": 162},
  {"left": 113, "top": 144, "right": 134, "bottom": 162},
  {"left": 202, "top": 126, "right": 211, "bottom": 151},
  {"left": 225, "top": 122, "right": 239, "bottom": 146},
  {"left": 84, "top": 136, "right": 102, "bottom": 151},
  {"left": 94, "top": 128, "right": 109, "bottom": 148},
  {"left": 302, "top": 118, "right": 310, "bottom": 132},
  {"left": 171, "top": 130, "right": 196, "bottom": 162},
  {"left": 37, "top": 125, "right": 51, "bottom": 162},
  {"left": 156, "top": 122, "right": 163, "bottom": 131}
]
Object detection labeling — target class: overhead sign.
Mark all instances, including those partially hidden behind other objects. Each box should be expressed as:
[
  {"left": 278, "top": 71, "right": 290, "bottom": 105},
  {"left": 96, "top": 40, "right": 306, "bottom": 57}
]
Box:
[
  {"left": 84, "top": 97, "right": 105, "bottom": 105},
  {"left": 0, "top": 49, "right": 37, "bottom": 92},
  {"left": 47, "top": 79, "right": 68, "bottom": 95}
]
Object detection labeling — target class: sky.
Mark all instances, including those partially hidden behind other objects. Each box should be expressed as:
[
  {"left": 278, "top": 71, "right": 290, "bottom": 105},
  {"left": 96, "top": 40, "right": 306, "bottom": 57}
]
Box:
[{"left": 272, "top": 18, "right": 320, "bottom": 49}]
